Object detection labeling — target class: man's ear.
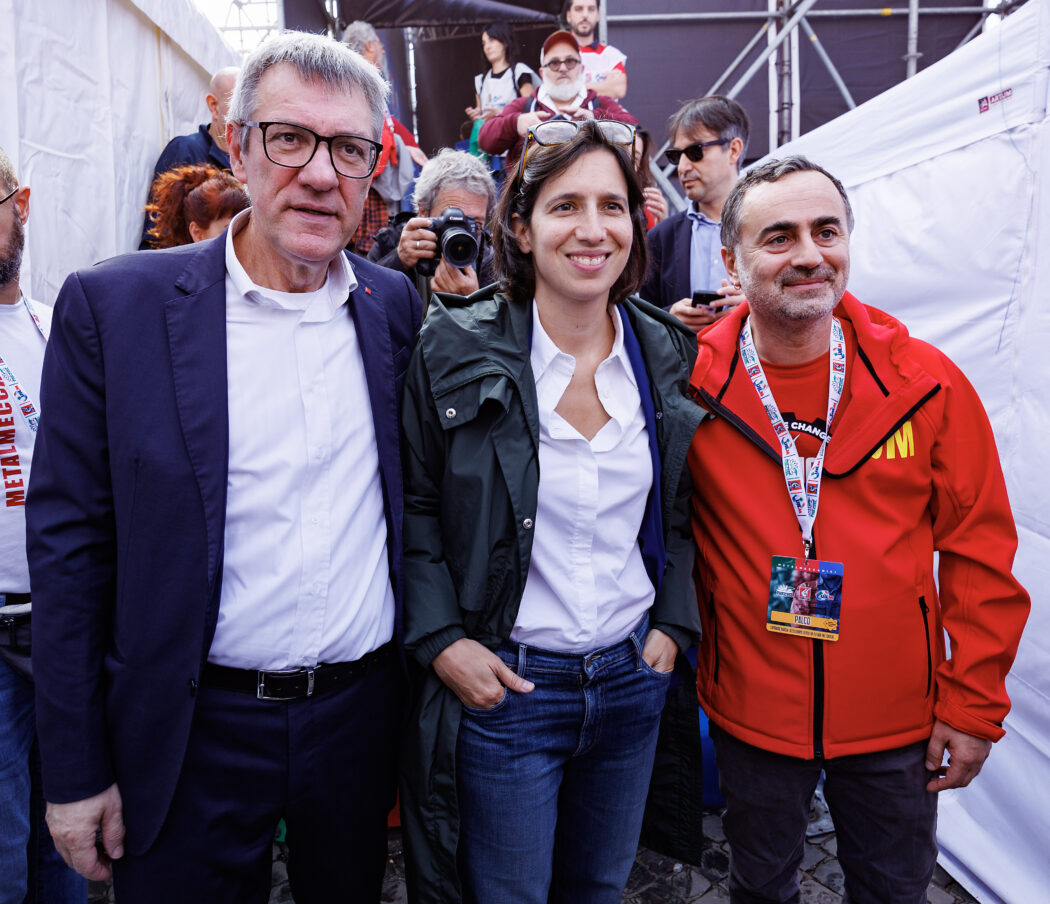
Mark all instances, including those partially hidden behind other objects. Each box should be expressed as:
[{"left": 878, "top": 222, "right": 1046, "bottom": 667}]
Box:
[
  {"left": 722, "top": 245, "right": 739, "bottom": 286},
  {"left": 728, "top": 136, "right": 743, "bottom": 168},
  {"left": 205, "top": 92, "right": 220, "bottom": 119},
  {"left": 511, "top": 213, "right": 531, "bottom": 254},
  {"left": 12, "top": 186, "right": 30, "bottom": 227},
  {"left": 228, "top": 122, "right": 249, "bottom": 184}
]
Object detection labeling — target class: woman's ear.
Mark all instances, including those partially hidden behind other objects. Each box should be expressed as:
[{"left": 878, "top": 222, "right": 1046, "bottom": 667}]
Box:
[{"left": 511, "top": 213, "right": 531, "bottom": 254}]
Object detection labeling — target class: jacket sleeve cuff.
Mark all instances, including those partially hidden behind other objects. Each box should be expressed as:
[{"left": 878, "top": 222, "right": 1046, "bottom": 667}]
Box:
[
  {"left": 651, "top": 621, "right": 697, "bottom": 653},
  {"left": 414, "top": 625, "right": 468, "bottom": 669},
  {"left": 935, "top": 698, "right": 1007, "bottom": 743}
]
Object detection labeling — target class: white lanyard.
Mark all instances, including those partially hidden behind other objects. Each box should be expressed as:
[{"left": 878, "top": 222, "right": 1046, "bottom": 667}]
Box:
[
  {"left": 0, "top": 296, "right": 49, "bottom": 433},
  {"left": 738, "top": 316, "right": 845, "bottom": 558}
]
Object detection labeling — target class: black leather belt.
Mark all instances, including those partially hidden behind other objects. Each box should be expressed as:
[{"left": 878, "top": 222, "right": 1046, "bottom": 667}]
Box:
[
  {"left": 0, "top": 592, "right": 31, "bottom": 605},
  {"left": 202, "top": 641, "right": 394, "bottom": 701}
]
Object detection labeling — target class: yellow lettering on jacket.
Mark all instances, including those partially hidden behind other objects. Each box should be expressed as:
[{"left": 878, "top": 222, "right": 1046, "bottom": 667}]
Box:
[{"left": 871, "top": 421, "right": 915, "bottom": 460}]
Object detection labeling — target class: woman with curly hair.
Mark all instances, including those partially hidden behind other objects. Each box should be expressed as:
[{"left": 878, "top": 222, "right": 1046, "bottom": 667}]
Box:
[{"left": 144, "top": 164, "right": 249, "bottom": 248}]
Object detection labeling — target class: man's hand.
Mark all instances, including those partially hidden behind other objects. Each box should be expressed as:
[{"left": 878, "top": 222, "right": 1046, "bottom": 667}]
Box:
[
  {"left": 567, "top": 105, "right": 596, "bottom": 122},
  {"left": 432, "top": 637, "right": 535, "bottom": 709},
  {"left": 466, "top": 105, "right": 482, "bottom": 120},
  {"left": 46, "top": 783, "right": 125, "bottom": 880},
  {"left": 396, "top": 217, "right": 439, "bottom": 270},
  {"left": 431, "top": 259, "right": 480, "bottom": 296},
  {"left": 516, "top": 110, "right": 550, "bottom": 137},
  {"left": 925, "top": 719, "right": 993, "bottom": 792},
  {"left": 641, "top": 628, "right": 677, "bottom": 674},
  {"left": 668, "top": 280, "right": 744, "bottom": 333},
  {"left": 643, "top": 186, "right": 668, "bottom": 226},
  {"left": 407, "top": 145, "right": 429, "bottom": 168}
]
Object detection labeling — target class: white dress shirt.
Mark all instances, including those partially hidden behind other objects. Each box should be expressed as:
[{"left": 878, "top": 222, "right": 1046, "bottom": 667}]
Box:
[
  {"left": 208, "top": 210, "right": 395, "bottom": 670},
  {"left": 511, "top": 304, "right": 655, "bottom": 653}
]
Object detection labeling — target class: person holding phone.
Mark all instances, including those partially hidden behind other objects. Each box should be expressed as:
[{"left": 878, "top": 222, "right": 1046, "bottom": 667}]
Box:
[
  {"left": 399, "top": 118, "right": 703, "bottom": 904},
  {"left": 640, "top": 96, "right": 752, "bottom": 332}
]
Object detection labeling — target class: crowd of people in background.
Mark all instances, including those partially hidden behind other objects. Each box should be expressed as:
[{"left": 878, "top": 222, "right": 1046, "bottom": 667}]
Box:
[{"left": 0, "top": 6, "right": 1032, "bottom": 904}]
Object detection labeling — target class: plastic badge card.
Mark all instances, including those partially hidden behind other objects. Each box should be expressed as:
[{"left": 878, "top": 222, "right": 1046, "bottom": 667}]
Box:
[{"left": 766, "top": 556, "right": 843, "bottom": 641}]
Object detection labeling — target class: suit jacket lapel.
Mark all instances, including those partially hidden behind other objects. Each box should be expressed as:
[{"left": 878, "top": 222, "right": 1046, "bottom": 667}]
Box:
[
  {"left": 164, "top": 238, "right": 229, "bottom": 597},
  {"left": 674, "top": 213, "right": 693, "bottom": 300},
  {"left": 345, "top": 264, "right": 405, "bottom": 612}
]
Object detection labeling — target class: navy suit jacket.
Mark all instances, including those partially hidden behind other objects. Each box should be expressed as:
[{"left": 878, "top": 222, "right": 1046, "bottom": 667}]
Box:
[
  {"left": 26, "top": 235, "right": 422, "bottom": 853},
  {"left": 640, "top": 210, "right": 692, "bottom": 311}
]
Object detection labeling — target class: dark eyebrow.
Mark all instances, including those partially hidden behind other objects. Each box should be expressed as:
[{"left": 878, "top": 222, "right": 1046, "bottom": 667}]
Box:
[{"left": 756, "top": 215, "right": 843, "bottom": 240}]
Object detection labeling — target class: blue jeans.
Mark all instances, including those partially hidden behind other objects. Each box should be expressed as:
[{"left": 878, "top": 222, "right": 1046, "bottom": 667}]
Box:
[
  {"left": 456, "top": 620, "right": 671, "bottom": 904},
  {"left": 0, "top": 657, "right": 86, "bottom": 904}
]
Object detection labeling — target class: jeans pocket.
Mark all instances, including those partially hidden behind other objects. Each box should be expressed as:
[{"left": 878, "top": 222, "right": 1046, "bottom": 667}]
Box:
[
  {"left": 636, "top": 653, "right": 674, "bottom": 680},
  {"left": 462, "top": 686, "right": 510, "bottom": 716}
]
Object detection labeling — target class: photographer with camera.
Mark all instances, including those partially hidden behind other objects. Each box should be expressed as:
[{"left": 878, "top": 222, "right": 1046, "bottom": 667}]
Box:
[{"left": 368, "top": 149, "right": 497, "bottom": 296}]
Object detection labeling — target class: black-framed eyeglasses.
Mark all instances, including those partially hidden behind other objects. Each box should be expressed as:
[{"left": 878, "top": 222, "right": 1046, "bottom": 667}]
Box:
[
  {"left": 665, "top": 138, "right": 731, "bottom": 166},
  {"left": 517, "top": 119, "right": 636, "bottom": 181},
  {"left": 0, "top": 187, "right": 17, "bottom": 206},
  {"left": 544, "top": 57, "right": 581, "bottom": 72},
  {"left": 244, "top": 121, "right": 382, "bottom": 179}
]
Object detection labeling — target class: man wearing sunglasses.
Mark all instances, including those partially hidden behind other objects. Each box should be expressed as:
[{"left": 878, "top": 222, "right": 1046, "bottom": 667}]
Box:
[
  {"left": 640, "top": 96, "right": 751, "bottom": 333},
  {"left": 28, "top": 33, "right": 421, "bottom": 903},
  {"left": 479, "top": 29, "right": 636, "bottom": 172}
]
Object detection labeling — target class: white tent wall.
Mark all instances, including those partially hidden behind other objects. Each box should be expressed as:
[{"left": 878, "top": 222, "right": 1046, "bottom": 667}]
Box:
[
  {"left": 767, "top": 2, "right": 1049, "bottom": 901},
  {"left": 0, "top": 0, "right": 238, "bottom": 304}
]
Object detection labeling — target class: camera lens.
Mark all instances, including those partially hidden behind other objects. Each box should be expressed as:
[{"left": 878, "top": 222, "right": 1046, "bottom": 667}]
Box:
[{"left": 442, "top": 228, "right": 479, "bottom": 269}]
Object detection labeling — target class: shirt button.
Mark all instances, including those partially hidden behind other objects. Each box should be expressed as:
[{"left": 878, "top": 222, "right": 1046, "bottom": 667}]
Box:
[
  {"left": 522, "top": 518, "right": 533, "bottom": 530},
  {"left": 655, "top": 411, "right": 663, "bottom": 419},
  {"left": 445, "top": 408, "right": 456, "bottom": 419}
]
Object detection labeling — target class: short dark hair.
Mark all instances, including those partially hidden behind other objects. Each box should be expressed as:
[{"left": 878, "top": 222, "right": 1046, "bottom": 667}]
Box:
[
  {"left": 482, "top": 21, "right": 518, "bottom": 67},
  {"left": 720, "top": 155, "right": 855, "bottom": 252},
  {"left": 667, "top": 95, "right": 750, "bottom": 165},
  {"left": 492, "top": 120, "right": 647, "bottom": 308},
  {"left": 563, "top": 0, "right": 600, "bottom": 16}
]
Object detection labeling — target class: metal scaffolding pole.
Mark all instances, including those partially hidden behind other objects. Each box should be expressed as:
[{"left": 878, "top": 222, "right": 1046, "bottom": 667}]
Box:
[
  {"left": 800, "top": 17, "right": 856, "bottom": 109},
  {"left": 905, "top": 0, "right": 923, "bottom": 77},
  {"left": 708, "top": 22, "right": 772, "bottom": 96},
  {"left": 607, "top": 6, "right": 988, "bottom": 24},
  {"left": 725, "top": 0, "right": 819, "bottom": 100}
]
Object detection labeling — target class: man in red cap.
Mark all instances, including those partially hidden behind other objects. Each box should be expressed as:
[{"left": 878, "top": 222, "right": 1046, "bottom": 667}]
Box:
[{"left": 478, "top": 30, "right": 636, "bottom": 171}]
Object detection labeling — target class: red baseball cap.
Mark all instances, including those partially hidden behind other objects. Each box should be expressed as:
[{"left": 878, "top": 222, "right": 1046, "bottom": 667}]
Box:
[{"left": 541, "top": 30, "right": 581, "bottom": 62}]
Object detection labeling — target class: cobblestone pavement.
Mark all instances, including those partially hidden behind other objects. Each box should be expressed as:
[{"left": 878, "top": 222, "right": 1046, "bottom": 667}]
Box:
[{"left": 90, "top": 809, "right": 979, "bottom": 903}]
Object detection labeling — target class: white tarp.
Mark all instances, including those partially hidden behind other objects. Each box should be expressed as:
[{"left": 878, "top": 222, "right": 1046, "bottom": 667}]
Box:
[
  {"left": 769, "top": 2, "right": 1049, "bottom": 901},
  {"left": 0, "top": 0, "right": 238, "bottom": 303}
]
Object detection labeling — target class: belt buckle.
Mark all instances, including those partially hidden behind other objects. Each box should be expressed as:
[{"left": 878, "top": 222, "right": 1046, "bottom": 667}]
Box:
[{"left": 256, "top": 666, "right": 315, "bottom": 701}]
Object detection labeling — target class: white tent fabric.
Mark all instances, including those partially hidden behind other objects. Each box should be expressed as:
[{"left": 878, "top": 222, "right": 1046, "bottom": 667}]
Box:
[
  {"left": 767, "top": 3, "right": 1049, "bottom": 901},
  {"left": 0, "top": 0, "right": 238, "bottom": 303}
]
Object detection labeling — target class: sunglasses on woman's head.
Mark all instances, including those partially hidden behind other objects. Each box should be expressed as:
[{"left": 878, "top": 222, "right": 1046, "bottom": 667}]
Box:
[{"left": 516, "top": 119, "right": 637, "bottom": 182}]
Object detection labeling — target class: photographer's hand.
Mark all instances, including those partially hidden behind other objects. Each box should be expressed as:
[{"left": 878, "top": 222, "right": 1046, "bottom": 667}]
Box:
[
  {"left": 432, "top": 259, "right": 480, "bottom": 296},
  {"left": 397, "top": 218, "right": 438, "bottom": 270}
]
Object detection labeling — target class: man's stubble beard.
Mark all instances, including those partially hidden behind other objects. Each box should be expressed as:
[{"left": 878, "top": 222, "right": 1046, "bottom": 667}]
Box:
[{"left": 0, "top": 215, "right": 24, "bottom": 290}]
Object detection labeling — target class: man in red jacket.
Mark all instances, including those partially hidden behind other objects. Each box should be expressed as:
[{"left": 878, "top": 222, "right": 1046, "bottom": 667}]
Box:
[
  {"left": 687, "top": 156, "right": 1029, "bottom": 904},
  {"left": 478, "top": 30, "right": 636, "bottom": 172}
]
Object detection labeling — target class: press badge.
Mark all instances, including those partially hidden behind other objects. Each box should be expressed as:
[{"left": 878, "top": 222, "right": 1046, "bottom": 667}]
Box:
[{"left": 766, "top": 556, "right": 844, "bottom": 641}]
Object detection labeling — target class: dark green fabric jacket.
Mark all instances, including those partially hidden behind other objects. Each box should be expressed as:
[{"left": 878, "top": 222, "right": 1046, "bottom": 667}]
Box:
[{"left": 399, "top": 288, "right": 706, "bottom": 903}]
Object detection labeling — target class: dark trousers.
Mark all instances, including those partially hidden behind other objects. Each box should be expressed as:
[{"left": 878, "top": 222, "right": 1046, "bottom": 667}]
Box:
[
  {"left": 112, "top": 651, "right": 403, "bottom": 904},
  {"left": 710, "top": 724, "right": 938, "bottom": 904}
]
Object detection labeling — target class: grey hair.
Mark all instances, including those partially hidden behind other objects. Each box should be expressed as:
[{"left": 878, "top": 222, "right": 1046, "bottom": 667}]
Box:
[
  {"left": 228, "top": 31, "right": 389, "bottom": 144},
  {"left": 0, "top": 146, "right": 17, "bottom": 194},
  {"left": 342, "top": 21, "right": 380, "bottom": 55},
  {"left": 412, "top": 150, "right": 497, "bottom": 218},
  {"left": 720, "top": 155, "right": 855, "bottom": 252}
]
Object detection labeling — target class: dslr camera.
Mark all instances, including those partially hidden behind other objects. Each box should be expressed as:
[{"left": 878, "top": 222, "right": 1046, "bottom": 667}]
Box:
[{"left": 416, "top": 206, "right": 480, "bottom": 277}]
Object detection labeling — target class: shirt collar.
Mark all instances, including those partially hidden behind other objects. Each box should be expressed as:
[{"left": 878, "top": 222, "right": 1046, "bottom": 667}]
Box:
[
  {"left": 224, "top": 208, "right": 357, "bottom": 319},
  {"left": 687, "top": 206, "right": 720, "bottom": 227},
  {"left": 529, "top": 301, "right": 634, "bottom": 387}
]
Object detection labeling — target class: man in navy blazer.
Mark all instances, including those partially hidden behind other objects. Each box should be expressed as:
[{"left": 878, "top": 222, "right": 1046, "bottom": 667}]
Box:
[
  {"left": 27, "top": 34, "right": 420, "bottom": 903},
  {"left": 640, "top": 96, "right": 750, "bottom": 333}
]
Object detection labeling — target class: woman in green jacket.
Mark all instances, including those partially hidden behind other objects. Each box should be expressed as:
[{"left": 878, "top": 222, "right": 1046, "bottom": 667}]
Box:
[{"left": 400, "top": 119, "right": 704, "bottom": 904}]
